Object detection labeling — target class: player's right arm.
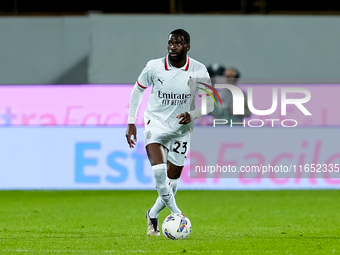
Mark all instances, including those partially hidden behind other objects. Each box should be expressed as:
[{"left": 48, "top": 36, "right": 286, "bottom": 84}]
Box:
[
  {"left": 126, "top": 83, "right": 145, "bottom": 148},
  {"left": 126, "top": 62, "right": 152, "bottom": 148},
  {"left": 126, "top": 123, "right": 137, "bottom": 148}
]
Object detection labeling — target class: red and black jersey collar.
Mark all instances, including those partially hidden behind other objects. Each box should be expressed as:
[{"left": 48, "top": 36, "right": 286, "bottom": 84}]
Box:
[{"left": 165, "top": 55, "right": 190, "bottom": 71}]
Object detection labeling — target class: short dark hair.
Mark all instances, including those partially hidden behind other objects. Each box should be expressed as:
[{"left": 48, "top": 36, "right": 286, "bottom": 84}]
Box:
[{"left": 169, "top": 29, "right": 190, "bottom": 44}]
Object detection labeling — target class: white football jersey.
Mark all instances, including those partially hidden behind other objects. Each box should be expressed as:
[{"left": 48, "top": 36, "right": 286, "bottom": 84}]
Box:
[{"left": 137, "top": 55, "right": 211, "bottom": 133}]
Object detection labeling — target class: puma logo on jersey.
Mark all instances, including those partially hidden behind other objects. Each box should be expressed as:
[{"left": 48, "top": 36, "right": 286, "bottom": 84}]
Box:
[{"left": 158, "top": 78, "right": 164, "bottom": 85}]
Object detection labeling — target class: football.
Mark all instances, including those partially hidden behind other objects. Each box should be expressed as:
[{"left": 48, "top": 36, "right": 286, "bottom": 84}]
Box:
[{"left": 162, "top": 213, "right": 191, "bottom": 240}]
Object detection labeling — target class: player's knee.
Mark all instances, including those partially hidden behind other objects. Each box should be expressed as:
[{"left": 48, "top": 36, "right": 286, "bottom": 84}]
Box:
[{"left": 152, "top": 163, "right": 167, "bottom": 183}]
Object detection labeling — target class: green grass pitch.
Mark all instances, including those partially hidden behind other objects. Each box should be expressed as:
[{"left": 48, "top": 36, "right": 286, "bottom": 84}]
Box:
[{"left": 0, "top": 190, "right": 339, "bottom": 254}]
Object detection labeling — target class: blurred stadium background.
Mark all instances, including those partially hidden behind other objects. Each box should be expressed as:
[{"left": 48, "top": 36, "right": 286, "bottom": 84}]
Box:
[{"left": 1, "top": 1, "right": 340, "bottom": 253}]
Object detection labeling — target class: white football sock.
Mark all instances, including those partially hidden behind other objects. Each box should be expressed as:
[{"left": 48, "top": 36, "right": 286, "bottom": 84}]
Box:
[
  {"left": 149, "top": 196, "right": 165, "bottom": 218},
  {"left": 170, "top": 177, "right": 180, "bottom": 196},
  {"left": 152, "top": 164, "right": 181, "bottom": 215},
  {"left": 149, "top": 177, "right": 181, "bottom": 218}
]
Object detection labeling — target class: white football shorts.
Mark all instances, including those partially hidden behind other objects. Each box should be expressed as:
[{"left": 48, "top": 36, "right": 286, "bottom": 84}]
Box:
[{"left": 144, "top": 119, "right": 190, "bottom": 167}]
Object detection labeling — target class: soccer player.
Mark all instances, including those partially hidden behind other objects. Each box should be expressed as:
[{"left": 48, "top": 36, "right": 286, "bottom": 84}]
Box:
[{"left": 126, "top": 29, "right": 214, "bottom": 236}]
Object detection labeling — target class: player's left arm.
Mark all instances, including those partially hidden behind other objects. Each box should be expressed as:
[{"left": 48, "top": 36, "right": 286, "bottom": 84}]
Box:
[
  {"left": 176, "top": 95, "right": 214, "bottom": 124},
  {"left": 176, "top": 111, "right": 191, "bottom": 124},
  {"left": 187, "top": 95, "right": 214, "bottom": 121},
  {"left": 177, "top": 67, "right": 214, "bottom": 124}
]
